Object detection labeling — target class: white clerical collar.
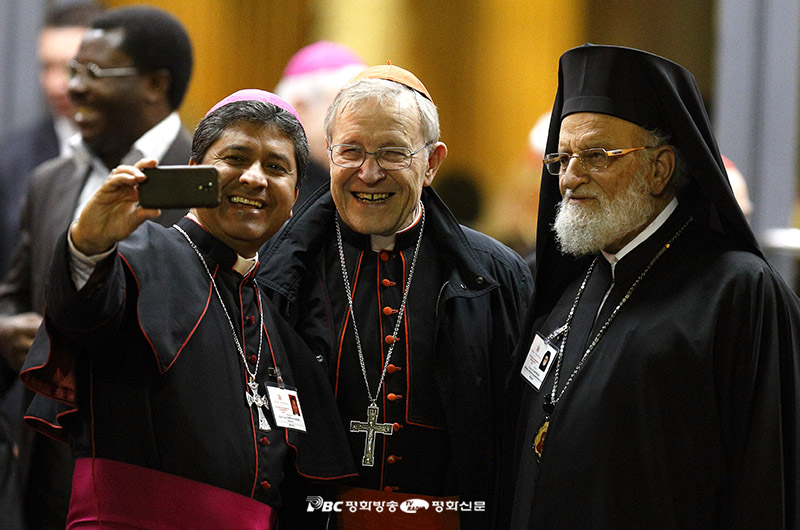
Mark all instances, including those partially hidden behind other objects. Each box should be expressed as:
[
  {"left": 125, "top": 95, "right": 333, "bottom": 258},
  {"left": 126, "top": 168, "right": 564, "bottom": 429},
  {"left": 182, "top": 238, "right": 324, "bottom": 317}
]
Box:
[
  {"left": 601, "top": 197, "right": 679, "bottom": 275},
  {"left": 186, "top": 212, "right": 257, "bottom": 276},
  {"left": 369, "top": 203, "right": 423, "bottom": 252}
]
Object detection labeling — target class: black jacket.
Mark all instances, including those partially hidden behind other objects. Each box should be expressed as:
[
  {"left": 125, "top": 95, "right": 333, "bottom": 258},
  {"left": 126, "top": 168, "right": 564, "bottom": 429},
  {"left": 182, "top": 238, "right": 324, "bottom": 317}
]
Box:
[{"left": 257, "top": 186, "right": 533, "bottom": 528}]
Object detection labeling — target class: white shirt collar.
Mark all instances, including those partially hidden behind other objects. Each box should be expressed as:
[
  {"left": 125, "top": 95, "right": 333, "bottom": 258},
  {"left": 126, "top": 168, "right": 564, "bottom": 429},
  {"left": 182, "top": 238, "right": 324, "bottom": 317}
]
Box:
[
  {"left": 52, "top": 116, "right": 79, "bottom": 158},
  {"left": 368, "top": 202, "right": 423, "bottom": 252},
  {"left": 133, "top": 112, "right": 182, "bottom": 162},
  {"left": 601, "top": 197, "right": 679, "bottom": 274},
  {"left": 69, "top": 111, "right": 182, "bottom": 170}
]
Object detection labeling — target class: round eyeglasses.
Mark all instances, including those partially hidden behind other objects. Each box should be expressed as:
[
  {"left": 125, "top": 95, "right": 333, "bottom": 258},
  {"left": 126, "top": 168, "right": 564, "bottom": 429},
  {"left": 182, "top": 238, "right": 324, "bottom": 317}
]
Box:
[
  {"left": 329, "top": 143, "right": 431, "bottom": 171},
  {"left": 543, "top": 146, "right": 654, "bottom": 175}
]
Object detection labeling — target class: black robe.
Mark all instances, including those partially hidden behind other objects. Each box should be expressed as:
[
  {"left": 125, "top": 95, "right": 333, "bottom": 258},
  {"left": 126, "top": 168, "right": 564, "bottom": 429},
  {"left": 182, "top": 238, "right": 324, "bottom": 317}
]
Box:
[
  {"left": 20, "top": 217, "right": 357, "bottom": 520},
  {"left": 310, "top": 214, "right": 452, "bottom": 495},
  {"left": 504, "top": 44, "right": 800, "bottom": 529},
  {"left": 510, "top": 204, "right": 800, "bottom": 529}
]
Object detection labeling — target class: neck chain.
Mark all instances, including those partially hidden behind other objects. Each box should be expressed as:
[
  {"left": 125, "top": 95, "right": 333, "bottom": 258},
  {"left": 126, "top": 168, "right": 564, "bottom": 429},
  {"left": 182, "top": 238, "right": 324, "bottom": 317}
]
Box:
[
  {"left": 337, "top": 205, "right": 425, "bottom": 467},
  {"left": 174, "top": 225, "right": 272, "bottom": 431},
  {"left": 336, "top": 204, "right": 425, "bottom": 404},
  {"left": 533, "top": 217, "right": 692, "bottom": 460}
]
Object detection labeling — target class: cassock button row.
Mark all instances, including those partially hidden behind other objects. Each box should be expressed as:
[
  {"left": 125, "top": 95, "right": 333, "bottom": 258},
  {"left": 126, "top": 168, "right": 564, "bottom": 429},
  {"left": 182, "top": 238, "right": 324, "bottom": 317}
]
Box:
[
  {"left": 259, "top": 437, "right": 269, "bottom": 446},
  {"left": 381, "top": 278, "right": 396, "bottom": 287},
  {"left": 387, "top": 455, "right": 402, "bottom": 464},
  {"left": 392, "top": 423, "right": 402, "bottom": 431},
  {"left": 384, "top": 335, "right": 396, "bottom": 345},
  {"left": 387, "top": 393, "right": 403, "bottom": 402},
  {"left": 383, "top": 486, "right": 399, "bottom": 492},
  {"left": 383, "top": 306, "right": 398, "bottom": 316},
  {"left": 246, "top": 316, "right": 256, "bottom": 325},
  {"left": 249, "top": 355, "right": 258, "bottom": 364},
  {"left": 386, "top": 364, "right": 401, "bottom": 374},
  {"left": 260, "top": 480, "right": 271, "bottom": 490},
  {"left": 379, "top": 251, "right": 391, "bottom": 262}
]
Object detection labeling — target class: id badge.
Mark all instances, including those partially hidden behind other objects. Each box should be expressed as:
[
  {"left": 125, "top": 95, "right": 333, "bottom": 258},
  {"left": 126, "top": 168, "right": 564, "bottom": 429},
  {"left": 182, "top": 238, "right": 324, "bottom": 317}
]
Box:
[
  {"left": 520, "top": 333, "right": 558, "bottom": 391},
  {"left": 266, "top": 386, "right": 307, "bottom": 432}
]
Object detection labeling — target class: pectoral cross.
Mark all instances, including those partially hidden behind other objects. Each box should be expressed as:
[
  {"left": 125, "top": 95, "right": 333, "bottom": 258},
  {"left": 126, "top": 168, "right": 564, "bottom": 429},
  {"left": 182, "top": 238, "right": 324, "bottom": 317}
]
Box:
[
  {"left": 350, "top": 403, "right": 393, "bottom": 467},
  {"left": 246, "top": 380, "right": 271, "bottom": 431}
]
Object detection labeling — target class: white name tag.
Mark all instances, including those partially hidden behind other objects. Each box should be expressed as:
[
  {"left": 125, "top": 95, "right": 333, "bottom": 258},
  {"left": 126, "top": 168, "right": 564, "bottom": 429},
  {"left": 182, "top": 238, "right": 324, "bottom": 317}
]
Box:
[
  {"left": 520, "top": 333, "right": 558, "bottom": 391},
  {"left": 267, "top": 386, "right": 307, "bottom": 432}
]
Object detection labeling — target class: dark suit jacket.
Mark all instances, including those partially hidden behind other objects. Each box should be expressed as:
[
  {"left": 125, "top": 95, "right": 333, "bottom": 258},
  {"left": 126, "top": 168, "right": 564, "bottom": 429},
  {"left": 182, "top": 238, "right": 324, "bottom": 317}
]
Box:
[
  {"left": 0, "top": 128, "right": 191, "bottom": 530},
  {"left": 0, "top": 118, "right": 60, "bottom": 279},
  {"left": 0, "top": 129, "right": 191, "bottom": 317}
]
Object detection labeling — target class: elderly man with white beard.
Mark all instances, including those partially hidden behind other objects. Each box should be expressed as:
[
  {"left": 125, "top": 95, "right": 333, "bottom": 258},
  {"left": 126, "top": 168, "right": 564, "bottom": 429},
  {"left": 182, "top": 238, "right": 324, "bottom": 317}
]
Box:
[{"left": 503, "top": 44, "right": 800, "bottom": 530}]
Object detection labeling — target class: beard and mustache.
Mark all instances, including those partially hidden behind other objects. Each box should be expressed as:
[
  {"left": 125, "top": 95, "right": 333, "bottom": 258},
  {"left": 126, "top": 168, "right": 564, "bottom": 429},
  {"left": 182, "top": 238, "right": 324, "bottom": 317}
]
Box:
[{"left": 553, "top": 166, "right": 658, "bottom": 256}]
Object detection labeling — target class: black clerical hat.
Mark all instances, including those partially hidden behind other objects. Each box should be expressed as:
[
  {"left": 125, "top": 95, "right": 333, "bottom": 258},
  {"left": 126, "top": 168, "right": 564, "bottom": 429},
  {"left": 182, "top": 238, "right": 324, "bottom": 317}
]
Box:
[
  {"left": 532, "top": 44, "right": 762, "bottom": 321},
  {"left": 559, "top": 45, "right": 676, "bottom": 136}
]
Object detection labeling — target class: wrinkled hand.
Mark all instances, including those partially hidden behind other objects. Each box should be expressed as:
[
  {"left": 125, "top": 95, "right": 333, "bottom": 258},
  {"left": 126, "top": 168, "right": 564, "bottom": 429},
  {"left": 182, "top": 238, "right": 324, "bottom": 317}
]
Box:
[
  {"left": 0, "top": 312, "right": 43, "bottom": 372},
  {"left": 70, "top": 158, "right": 162, "bottom": 256}
]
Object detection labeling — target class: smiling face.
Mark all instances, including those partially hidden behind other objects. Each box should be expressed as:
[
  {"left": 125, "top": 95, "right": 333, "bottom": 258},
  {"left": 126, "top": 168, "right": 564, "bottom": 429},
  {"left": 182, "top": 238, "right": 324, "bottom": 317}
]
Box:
[
  {"left": 190, "top": 121, "right": 298, "bottom": 257},
  {"left": 68, "top": 28, "right": 154, "bottom": 166},
  {"left": 328, "top": 94, "right": 445, "bottom": 236}
]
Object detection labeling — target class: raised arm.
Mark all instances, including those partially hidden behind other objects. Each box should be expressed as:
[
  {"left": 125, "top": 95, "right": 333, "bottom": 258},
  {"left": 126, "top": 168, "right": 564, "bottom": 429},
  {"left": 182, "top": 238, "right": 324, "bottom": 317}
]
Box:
[{"left": 70, "top": 158, "right": 161, "bottom": 255}]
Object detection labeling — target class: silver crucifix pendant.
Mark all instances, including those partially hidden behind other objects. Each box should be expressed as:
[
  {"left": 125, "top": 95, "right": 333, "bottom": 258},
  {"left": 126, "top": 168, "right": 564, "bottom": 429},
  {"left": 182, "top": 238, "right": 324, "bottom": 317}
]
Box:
[
  {"left": 350, "top": 403, "right": 393, "bottom": 466},
  {"left": 246, "top": 380, "right": 271, "bottom": 431}
]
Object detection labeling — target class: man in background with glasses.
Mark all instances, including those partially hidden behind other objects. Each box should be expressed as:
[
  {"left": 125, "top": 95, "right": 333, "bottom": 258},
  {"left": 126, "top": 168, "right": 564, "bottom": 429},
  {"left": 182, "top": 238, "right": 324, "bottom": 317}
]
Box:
[
  {"left": 505, "top": 44, "right": 800, "bottom": 529},
  {"left": 0, "top": 6, "right": 105, "bottom": 528},
  {"left": 258, "top": 64, "right": 532, "bottom": 529},
  {"left": 0, "top": 6, "right": 193, "bottom": 529}
]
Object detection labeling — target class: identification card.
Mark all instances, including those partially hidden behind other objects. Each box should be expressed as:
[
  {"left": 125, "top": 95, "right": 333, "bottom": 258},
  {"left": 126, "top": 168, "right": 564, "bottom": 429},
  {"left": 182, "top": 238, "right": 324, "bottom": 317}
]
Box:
[
  {"left": 266, "top": 386, "right": 307, "bottom": 432},
  {"left": 520, "top": 333, "right": 558, "bottom": 391}
]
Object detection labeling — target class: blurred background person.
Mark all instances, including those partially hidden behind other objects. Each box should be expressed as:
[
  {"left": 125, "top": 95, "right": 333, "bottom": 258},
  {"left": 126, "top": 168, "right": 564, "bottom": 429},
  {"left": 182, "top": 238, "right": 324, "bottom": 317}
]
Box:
[
  {"left": 0, "top": 6, "right": 193, "bottom": 529},
  {"left": 274, "top": 40, "right": 366, "bottom": 208},
  {"left": 722, "top": 155, "right": 753, "bottom": 221},
  {"left": 432, "top": 167, "right": 485, "bottom": 229},
  {"left": 0, "top": 4, "right": 104, "bottom": 530},
  {"left": 0, "top": 1, "right": 104, "bottom": 279}
]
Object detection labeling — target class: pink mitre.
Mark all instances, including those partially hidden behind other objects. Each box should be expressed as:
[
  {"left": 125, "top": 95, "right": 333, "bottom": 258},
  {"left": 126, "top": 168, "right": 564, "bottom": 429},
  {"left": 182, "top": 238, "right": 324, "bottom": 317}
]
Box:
[
  {"left": 281, "top": 40, "right": 365, "bottom": 78},
  {"left": 204, "top": 89, "right": 303, "bottom": 129}
]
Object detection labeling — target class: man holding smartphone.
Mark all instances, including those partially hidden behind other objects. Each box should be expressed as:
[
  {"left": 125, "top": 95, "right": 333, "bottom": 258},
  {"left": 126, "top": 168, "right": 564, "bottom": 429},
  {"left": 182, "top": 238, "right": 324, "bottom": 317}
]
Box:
[
  {"left": 0, "top": 7, "right": 194, "bottom": 528},
  {"left": 19, "top": 90, "right": 356, "bottom": 529}
]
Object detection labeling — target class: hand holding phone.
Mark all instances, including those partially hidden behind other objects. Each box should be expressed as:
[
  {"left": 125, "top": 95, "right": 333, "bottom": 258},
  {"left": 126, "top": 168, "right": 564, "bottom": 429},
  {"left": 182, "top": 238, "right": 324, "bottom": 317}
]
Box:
[{"left": 139, "top": 165, "right": 220, "bottom": 209}]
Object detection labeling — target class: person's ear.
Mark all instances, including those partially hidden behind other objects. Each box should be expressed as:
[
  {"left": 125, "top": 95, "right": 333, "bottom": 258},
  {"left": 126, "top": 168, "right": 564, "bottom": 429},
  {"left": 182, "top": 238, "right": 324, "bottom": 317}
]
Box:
[
  {"left": 143, "top": 69, "right": 171, "bottom": 105},
  {"left": 650, "top": 145, "right": 675, "bottom": 195},
  {"left": 422, "top": 142, "right": 448, "bottom": 187}
]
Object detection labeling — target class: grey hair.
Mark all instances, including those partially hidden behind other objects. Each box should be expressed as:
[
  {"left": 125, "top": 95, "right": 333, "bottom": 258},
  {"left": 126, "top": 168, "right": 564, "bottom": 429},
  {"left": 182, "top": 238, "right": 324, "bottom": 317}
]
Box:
[
  {"left": 323, "top": 78, "right": 440, "bottom": 146},
  {"left": 641, "top": 128, "right": 689, "bottom": 193}
]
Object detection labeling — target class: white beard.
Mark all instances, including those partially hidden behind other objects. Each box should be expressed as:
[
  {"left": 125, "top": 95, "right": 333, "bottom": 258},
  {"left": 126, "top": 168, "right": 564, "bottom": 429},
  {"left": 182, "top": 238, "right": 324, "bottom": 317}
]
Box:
[{"left": 553, "top": 169, "right": 657, "bottom": 256}]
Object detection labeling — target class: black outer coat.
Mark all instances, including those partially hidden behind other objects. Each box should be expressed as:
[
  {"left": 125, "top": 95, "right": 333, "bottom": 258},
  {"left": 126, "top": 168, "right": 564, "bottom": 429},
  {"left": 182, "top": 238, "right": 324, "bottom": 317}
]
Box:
[{"left": 257, "top": 186, "right": 533, "bottom": 529}]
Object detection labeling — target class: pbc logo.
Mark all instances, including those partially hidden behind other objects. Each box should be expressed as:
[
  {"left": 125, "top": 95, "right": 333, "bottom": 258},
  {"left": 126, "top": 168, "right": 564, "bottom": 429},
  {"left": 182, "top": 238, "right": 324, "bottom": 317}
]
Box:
[
  {"left": 400, "top": 499, "right": 430, "bottom": 513},
  {"left": 305, "top": 496, "right": 343, "bottom": 512}
]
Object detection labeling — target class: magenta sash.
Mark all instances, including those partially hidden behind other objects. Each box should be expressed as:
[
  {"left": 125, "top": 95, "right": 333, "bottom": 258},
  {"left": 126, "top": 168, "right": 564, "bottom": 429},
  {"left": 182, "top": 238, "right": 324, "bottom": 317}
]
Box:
[{"left": 68, "top": 457, "right": 276, "bottom": 530}]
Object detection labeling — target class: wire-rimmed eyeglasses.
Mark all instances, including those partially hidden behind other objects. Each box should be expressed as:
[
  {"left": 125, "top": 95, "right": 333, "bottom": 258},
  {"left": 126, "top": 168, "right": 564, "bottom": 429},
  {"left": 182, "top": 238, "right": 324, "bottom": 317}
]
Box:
[
  {"left": 66, "top": 59, "right": 142, "bottom": 82},
  {"left": 543, "top": 146, "right": 655, "bottom": 175},
  {"left": 329, "top": 143, "right": 431, "bottom": 171}
]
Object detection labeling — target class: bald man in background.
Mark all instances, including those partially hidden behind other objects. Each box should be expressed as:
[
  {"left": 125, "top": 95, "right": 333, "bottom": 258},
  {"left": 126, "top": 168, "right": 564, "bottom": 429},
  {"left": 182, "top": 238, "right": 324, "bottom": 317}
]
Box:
[{"left": 274, "top": 40, "right": 366, "bottom": 208}]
